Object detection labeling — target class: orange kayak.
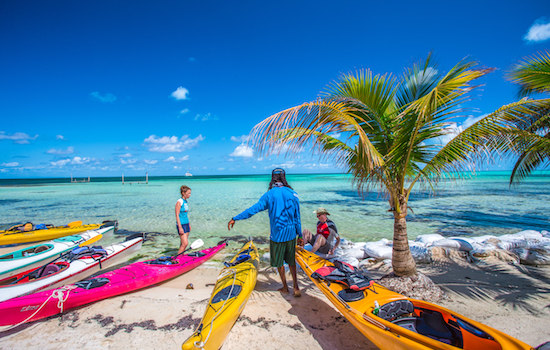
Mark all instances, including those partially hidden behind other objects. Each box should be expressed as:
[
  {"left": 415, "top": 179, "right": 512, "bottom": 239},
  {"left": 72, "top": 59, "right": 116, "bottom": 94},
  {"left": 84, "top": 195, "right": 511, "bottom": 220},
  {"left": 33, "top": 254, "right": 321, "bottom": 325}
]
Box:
[{"left": 296, "top": 247, "right": 534, "bottom": 350}]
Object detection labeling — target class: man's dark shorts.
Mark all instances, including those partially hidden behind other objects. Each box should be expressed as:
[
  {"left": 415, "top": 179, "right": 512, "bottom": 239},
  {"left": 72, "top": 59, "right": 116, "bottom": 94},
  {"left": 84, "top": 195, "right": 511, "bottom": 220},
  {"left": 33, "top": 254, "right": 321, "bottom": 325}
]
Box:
[{"left": 270, "top": 238, "right": 297, "bottom": 267}]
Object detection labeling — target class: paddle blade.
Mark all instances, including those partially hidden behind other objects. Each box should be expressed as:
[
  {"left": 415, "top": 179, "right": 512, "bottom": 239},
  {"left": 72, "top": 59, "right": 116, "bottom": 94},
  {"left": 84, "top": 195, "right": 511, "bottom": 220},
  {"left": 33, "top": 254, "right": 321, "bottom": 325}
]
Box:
[
  {"left": 190, "top": 238, "right": 204, "bottom": 250},
  {"left": 67, "top": 220, "right": 83, "bottom": 228},
  {"left": 79, "top": 234, "right": 103, "bottom": 247}
]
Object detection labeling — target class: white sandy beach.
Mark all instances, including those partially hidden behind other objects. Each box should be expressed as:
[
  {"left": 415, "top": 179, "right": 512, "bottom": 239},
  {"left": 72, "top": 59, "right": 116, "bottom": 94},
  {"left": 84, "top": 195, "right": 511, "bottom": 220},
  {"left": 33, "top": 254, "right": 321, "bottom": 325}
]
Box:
[{"left": 0, "top": 249, "right": 549, "bottom": 350}]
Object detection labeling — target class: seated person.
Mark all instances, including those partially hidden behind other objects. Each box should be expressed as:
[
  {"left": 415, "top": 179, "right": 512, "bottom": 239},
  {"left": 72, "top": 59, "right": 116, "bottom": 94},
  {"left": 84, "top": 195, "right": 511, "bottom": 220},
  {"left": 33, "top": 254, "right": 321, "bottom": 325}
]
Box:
[{"left": 300, "top": 207, "right": 340, "bottom": 255}]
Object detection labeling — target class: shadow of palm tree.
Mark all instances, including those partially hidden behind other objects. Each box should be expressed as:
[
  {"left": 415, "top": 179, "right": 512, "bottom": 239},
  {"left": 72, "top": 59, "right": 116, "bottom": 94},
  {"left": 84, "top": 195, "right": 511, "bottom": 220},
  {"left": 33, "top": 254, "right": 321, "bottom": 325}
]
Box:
[
  {"left": 420, "top": 260, "right": 550, "bottom": 314},
  {"left": 284, "top": 277, "right": 379, "bottom": 350}
]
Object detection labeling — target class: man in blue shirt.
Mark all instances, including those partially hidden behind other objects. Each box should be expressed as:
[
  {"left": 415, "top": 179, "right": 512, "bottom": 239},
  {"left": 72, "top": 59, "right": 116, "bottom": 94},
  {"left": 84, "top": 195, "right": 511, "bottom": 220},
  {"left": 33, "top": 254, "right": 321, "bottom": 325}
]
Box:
[{"left": 228, "top": 168, "right": 302, "bottom": 297}]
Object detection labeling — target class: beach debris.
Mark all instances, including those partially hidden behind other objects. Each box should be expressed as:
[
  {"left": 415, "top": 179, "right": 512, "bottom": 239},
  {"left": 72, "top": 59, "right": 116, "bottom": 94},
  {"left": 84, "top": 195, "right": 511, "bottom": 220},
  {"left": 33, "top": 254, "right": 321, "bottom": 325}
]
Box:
[
  {"left": 378, "top": 272, "right": 446, "bottom": 303},
  {"left": 186, "top": 283, "right": 194, "bottom": 290}
]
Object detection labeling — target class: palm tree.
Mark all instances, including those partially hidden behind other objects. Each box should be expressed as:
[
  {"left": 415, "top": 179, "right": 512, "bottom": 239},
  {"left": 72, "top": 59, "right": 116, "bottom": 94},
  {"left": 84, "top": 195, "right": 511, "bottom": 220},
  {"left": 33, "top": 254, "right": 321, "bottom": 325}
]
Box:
[
  {"left": 503, "top": 50, "right": 550, "bottom": 184},
  {"left": 249, "top": 56, "right": 550, "bottom": 277}
]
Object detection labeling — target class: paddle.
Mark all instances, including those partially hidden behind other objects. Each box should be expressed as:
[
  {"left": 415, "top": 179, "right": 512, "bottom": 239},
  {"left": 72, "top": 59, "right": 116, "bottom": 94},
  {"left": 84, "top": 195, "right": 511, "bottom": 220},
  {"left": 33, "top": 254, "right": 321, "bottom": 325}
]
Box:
[
  {"left": 67, "top": 220, "right": 83, "bottom": 228},
  {"left": 173, "top": 238, "right": 204, "bottom": 258},
  {"left": 79, "top": 233, "right": 103, "bottom": 247}
]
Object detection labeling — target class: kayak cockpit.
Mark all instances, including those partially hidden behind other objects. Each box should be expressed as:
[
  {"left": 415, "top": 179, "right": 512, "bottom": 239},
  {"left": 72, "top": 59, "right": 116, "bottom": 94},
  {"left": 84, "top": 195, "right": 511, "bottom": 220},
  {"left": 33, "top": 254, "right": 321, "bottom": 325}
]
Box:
[
  {"left": 374, "top": 299, "right": 502, "bottom": 349},
  {"left": 0, "top": 262, "right": 70, "bottom": 286}
]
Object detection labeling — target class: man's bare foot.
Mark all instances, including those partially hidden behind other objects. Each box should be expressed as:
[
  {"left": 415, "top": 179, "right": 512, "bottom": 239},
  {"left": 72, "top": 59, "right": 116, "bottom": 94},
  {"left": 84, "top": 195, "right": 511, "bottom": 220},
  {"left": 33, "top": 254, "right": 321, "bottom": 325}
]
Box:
[
  {"left": 278, "top": 287, "right": 289, "bottom": 294},
  {"left": 293, "top": 289, "right": 301, "bottom": 297}
]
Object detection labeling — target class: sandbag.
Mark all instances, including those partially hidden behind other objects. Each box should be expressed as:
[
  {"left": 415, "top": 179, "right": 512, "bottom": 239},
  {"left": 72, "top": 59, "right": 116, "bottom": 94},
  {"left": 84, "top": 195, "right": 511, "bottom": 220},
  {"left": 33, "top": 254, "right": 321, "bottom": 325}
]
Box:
[
  {"left": 363, "top": 241, "right": 393, "bottom": 260},
  {"left": 414, "top": 234, "right": 445, "bottom": 246},
  {"left": 432, "top": 238, "right": 473, "bottom": 252}
]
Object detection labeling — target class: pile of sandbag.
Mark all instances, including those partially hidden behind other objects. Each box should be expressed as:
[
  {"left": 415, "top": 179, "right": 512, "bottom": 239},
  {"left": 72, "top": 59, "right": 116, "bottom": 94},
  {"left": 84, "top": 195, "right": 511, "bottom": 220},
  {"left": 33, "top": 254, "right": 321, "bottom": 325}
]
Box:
[{"left": 331, "top": 229, "right": 550, "bottom": 267}]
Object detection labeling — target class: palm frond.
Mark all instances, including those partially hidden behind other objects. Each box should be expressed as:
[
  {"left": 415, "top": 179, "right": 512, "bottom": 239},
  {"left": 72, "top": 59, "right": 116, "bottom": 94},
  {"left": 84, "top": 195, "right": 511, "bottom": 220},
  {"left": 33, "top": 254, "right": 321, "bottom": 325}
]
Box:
[{"left": 508, "top": 50, "right": 550, "bottom": 97}]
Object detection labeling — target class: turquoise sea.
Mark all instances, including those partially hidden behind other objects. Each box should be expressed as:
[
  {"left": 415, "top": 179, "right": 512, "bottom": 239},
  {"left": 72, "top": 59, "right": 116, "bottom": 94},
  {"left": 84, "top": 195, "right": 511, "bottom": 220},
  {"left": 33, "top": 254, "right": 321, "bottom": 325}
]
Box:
[{"left": 1, "top": 172, "right": 549, "bottom": 258}]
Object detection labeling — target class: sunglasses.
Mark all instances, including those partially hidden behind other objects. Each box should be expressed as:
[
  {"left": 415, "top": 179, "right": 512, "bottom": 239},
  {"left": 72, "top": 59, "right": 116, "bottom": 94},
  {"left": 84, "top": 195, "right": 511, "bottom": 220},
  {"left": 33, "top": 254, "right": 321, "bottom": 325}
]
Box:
[{"left": 272, "top": 168, "right": 285, "bottom": 175}]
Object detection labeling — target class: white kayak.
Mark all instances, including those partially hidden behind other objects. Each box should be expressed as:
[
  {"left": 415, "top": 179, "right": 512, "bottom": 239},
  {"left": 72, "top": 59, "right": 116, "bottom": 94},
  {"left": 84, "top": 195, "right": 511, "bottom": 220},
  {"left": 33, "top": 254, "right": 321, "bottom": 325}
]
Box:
[
  {"left": 0, "top": 234, "right": 143, "bottom": 302},
  {"left": 0, "top": 226, "right": 112, "bottom": 280}
]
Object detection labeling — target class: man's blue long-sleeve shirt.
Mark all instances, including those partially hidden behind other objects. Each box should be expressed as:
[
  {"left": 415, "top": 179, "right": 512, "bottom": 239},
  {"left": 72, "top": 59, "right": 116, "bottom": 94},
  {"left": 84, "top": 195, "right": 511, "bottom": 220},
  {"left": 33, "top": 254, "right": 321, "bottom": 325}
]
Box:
[{"left": 233, "top": 186, "right": 301, "bottom": 242}]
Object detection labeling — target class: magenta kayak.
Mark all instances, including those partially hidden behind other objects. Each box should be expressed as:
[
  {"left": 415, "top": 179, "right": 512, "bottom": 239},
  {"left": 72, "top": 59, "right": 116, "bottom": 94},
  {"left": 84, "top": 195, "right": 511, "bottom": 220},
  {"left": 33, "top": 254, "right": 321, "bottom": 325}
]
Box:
[{"left": 0, "top": 241, "right": 226, "bottom": 329}]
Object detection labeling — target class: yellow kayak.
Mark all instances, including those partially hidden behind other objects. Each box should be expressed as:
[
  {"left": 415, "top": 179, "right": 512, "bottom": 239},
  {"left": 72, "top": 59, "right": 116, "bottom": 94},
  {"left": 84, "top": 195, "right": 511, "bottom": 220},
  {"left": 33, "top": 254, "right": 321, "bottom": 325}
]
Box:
[
  {"left": 182, "top": 240, "right": 259, "bottom": 350},
  {"left": 0, "top": 221, "right": 103, "bottom": 245},
  {"left": 295, "top": 247, "right": 534, "bottom": 350}
]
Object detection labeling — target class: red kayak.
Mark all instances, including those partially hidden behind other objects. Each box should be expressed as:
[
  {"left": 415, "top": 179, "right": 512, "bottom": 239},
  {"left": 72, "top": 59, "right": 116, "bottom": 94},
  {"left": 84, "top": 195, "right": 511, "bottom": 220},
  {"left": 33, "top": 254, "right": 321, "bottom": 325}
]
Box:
[{"left": 0, "top": 240, "right": 226, "bottom": 330}]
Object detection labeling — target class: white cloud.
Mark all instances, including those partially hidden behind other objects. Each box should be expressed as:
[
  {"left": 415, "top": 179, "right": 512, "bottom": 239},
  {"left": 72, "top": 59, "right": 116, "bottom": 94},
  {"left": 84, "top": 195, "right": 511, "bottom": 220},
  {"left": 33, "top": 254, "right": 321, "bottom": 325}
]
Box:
[
  {"left": 194, "top": 113, "right": 218, "bottom": 121},
  {"left": 144, "top": 134, "right": 204, "bottom": 153},
  {"left": 50, "top": 159, "right": 71, "bottom": 167},
  {"left": 120, "top": 158, "right": 137, "bottom": 164},
  {"left": 90, "top": 91, "right": 117, "bottom": 103},
  {"left": 407, "top": 67, "right": 438, "bottom": 88},
  {"left": 47, "top": 146, "right": 74, "bottom": 155},
  {"left": 180, "top": 108, "right": 190, "bottom": 114},
  {"left": 1, "top": 162, "right": 19, "bottom": 167},
  {"left": 119, "top": 153, "right": 132, "bottom": 158},
  {"left": 164, "top": 155, "right": 190, "bottom": 162},
  {"left": 230, "top": 135, "right": 250, "bottom": 143},
  {"left": 0, "top": 131, "right": 38, "bottom": 144},
  {"left": 438, "top": 115, "right": 485, "bottom": 145},
  {"left": 50, "top": 156, "right": 92, "bottom": 167},
  {"left": 56, "top": 135, "right": 64, "bottom": 140},
  {"left": 230, "top": 144, "right": 254, "bottom": 158},
  {"left": 524, "top": 19, "right": 550, "bottom": 42},
  {"left": 171, "top": 86, "right": 189, "bottom": 100},
  {"left": 144, "top": 159, "right": 158, "bottom": 165}
]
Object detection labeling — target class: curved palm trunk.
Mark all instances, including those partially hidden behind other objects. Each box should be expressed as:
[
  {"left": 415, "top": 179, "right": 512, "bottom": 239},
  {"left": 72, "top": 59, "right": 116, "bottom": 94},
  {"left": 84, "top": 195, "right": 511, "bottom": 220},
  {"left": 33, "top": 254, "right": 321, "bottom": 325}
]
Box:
[{"left": 392, "top": 210, "right": 417, "bottom": 276}]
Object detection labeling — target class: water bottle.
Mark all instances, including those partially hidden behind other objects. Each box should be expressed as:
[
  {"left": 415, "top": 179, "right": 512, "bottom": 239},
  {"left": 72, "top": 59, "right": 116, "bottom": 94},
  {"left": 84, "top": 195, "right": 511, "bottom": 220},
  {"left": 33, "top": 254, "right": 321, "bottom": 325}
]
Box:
[{"left": 373, "top": 300, "right": 380, "bottom": 315}]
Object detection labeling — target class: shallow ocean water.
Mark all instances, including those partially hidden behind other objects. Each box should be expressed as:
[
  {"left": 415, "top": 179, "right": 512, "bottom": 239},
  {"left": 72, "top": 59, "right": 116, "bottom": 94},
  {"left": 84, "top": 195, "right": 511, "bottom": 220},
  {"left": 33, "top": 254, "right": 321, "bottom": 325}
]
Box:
[{"left": 1, "top": 172, "right": 549, "bottom": 259}]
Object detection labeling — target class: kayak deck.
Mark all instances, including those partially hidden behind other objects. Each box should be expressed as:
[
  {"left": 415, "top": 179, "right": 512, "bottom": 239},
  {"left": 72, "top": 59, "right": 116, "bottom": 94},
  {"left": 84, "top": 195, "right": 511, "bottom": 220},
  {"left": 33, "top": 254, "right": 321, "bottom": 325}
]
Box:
[{"left": 182, "top": 240, "right": 259, "bottom": 350}]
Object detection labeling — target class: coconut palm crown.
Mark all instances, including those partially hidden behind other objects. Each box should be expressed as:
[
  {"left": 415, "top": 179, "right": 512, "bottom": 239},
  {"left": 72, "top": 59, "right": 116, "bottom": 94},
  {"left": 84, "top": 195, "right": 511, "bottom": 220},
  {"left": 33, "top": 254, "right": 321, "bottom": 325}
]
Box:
[
  {"left": 250, "top": 56, "right": 550, "bottom": 276},
  {"left": 504, "top": 50, "right": 550, "bottom": 184}
]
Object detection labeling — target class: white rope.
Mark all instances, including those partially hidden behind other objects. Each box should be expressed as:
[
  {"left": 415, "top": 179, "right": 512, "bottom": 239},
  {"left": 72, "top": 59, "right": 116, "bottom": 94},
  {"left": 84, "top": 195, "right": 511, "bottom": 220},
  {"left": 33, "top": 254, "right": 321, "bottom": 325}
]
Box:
[
  {"left": 0, "top": 285, "right": 77, "bottom": 333},
  {"left": 193, "top": 267, "right": 238, "bottom": 349}
]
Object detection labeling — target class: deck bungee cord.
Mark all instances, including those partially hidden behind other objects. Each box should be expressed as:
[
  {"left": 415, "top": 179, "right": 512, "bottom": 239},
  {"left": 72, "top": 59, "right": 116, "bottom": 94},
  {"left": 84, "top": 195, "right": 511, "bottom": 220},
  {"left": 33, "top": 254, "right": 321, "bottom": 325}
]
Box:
[
  {"left": 193, "top": 267, "right": 239, "bottom": 349},
  {"left": 0, "top": 284, "right": 78, "bottom": 332}
]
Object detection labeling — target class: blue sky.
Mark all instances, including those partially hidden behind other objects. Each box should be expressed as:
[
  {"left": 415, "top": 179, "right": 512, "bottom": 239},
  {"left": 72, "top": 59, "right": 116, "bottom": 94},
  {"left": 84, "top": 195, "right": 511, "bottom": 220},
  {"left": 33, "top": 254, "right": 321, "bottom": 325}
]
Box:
[{"left": 1, "top": 1, "right": 549, "bottom": 178}]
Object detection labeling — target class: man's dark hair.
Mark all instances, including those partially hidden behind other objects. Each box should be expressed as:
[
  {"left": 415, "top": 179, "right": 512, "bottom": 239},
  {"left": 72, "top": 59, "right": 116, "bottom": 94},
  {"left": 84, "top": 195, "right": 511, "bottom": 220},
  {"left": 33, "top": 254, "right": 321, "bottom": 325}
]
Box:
[{"left": 268, "top": 168, "right": 293, "bottom": 190}]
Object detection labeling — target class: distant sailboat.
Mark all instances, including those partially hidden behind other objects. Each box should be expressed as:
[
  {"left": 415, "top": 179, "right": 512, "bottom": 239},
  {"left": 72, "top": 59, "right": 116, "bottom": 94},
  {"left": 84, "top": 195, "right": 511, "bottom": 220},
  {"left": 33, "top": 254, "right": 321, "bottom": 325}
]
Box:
[{"left": 185, "top": 172, "right": 193, "bottom": 177}]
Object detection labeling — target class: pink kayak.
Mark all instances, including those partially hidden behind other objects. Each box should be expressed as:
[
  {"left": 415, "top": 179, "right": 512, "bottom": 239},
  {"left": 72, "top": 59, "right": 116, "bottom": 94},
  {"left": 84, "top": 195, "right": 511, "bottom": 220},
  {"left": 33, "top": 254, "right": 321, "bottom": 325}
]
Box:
[{"left": 0, "top": 240, "right": 226, "bottom": 330}]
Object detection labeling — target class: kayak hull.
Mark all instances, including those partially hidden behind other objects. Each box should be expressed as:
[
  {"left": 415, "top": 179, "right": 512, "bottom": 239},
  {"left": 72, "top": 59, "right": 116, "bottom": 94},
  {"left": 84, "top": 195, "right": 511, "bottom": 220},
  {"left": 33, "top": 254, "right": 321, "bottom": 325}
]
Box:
[
  {"left": 0, "top": 224, "right": 103, "bottom": 245},
  {"left": 182, "top": 240, "right": 258, "bottom": 350},
  {"left": 0, "top": 236, "right": 143, "bottom": 303},
  {"left": 295, "top": 247, "right": 534, "bottom": 350},
  {"left": 0, "top": 227, "right": 111, "bottom": 279},
  {"left": 0, "top": 241, "right": 225, "bottom": 329}
]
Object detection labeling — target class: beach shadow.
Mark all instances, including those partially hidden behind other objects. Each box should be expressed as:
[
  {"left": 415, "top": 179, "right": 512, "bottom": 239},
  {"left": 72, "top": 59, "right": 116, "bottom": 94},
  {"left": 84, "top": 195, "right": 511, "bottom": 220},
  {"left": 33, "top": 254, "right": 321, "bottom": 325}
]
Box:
[
  {"left": 283, "top": 277, "right": 379, "bottom": 350},
  {"left": 421, "top": 259, "right": 550, "bottom": 314}
]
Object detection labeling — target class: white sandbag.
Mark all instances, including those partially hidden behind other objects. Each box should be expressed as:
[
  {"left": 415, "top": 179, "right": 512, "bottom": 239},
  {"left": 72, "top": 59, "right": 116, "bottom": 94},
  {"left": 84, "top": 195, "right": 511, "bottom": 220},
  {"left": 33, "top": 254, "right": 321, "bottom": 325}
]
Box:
[
  {"left": 542, "top": 230, "right": 549, "bottom": 238},
  {"left": 497, "top": 238, "right": 529, "bottom": 251},
  {"left": 470, "top": 242, "right": 497, "bottom": 257},
  {"left": 336, "top": 255, "right": 360, "bottom": 267},
  {"left": 363, "top": 242, "right": 393, "bottom": 260},
  {"left": 351, "top": 242, "right": 368, "bottom": 250},
  {"left": 342, "top": 247, "right": 367, "bottom": 260},
  {"left": 410, "top": 245, "right": 432, "bottom": 263},
  {"left": 415, "top": 234, "right": 445, "bottom": 246},
  {"left": 469, "top": 235, "right": 498, "bottom": 244},
  {"left": 261, "top": 252, "right": 271, "bottom": 263},
  {"left": 511, "top": 230, "right": 543, "bottom": 240},
  {"left": 513, "top": 247, "right": 550, "bottom": 265},
  {"left": 432, "top": 238, "right": 473, "bottom": 252}
]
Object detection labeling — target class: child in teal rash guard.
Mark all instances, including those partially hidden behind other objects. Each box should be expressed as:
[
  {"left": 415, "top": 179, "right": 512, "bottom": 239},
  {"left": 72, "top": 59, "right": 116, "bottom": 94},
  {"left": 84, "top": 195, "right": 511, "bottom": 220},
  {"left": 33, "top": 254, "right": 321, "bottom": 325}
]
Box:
[
  {"left": 227, "top": 168, "right": 302, "bottom": 297},
  {"left": 175, "top": 185, "right": 192, "bottom": 255}
]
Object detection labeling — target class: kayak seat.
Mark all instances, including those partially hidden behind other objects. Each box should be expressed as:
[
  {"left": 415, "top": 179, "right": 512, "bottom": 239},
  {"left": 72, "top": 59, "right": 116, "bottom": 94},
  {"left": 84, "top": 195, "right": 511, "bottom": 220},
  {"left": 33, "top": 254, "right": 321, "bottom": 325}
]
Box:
[
  {"left": 75, "top": 277, "right": 110, "bottom": 290},
  {"left": 378, "top": 299, "right": 414, "bottom": 321},
  {"left": 41, "top": 264, "right": 61, "bottom": 277},
  {"left": 415, "top": 309, "right": 454, "bottom": 344}
]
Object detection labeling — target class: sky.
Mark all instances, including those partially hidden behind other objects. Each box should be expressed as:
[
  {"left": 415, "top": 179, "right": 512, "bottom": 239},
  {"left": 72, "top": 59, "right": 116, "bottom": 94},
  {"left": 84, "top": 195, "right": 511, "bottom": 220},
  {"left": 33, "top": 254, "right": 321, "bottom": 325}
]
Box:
[{"left": 1, "top": 1, "right": 549, "bottom": 178}]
